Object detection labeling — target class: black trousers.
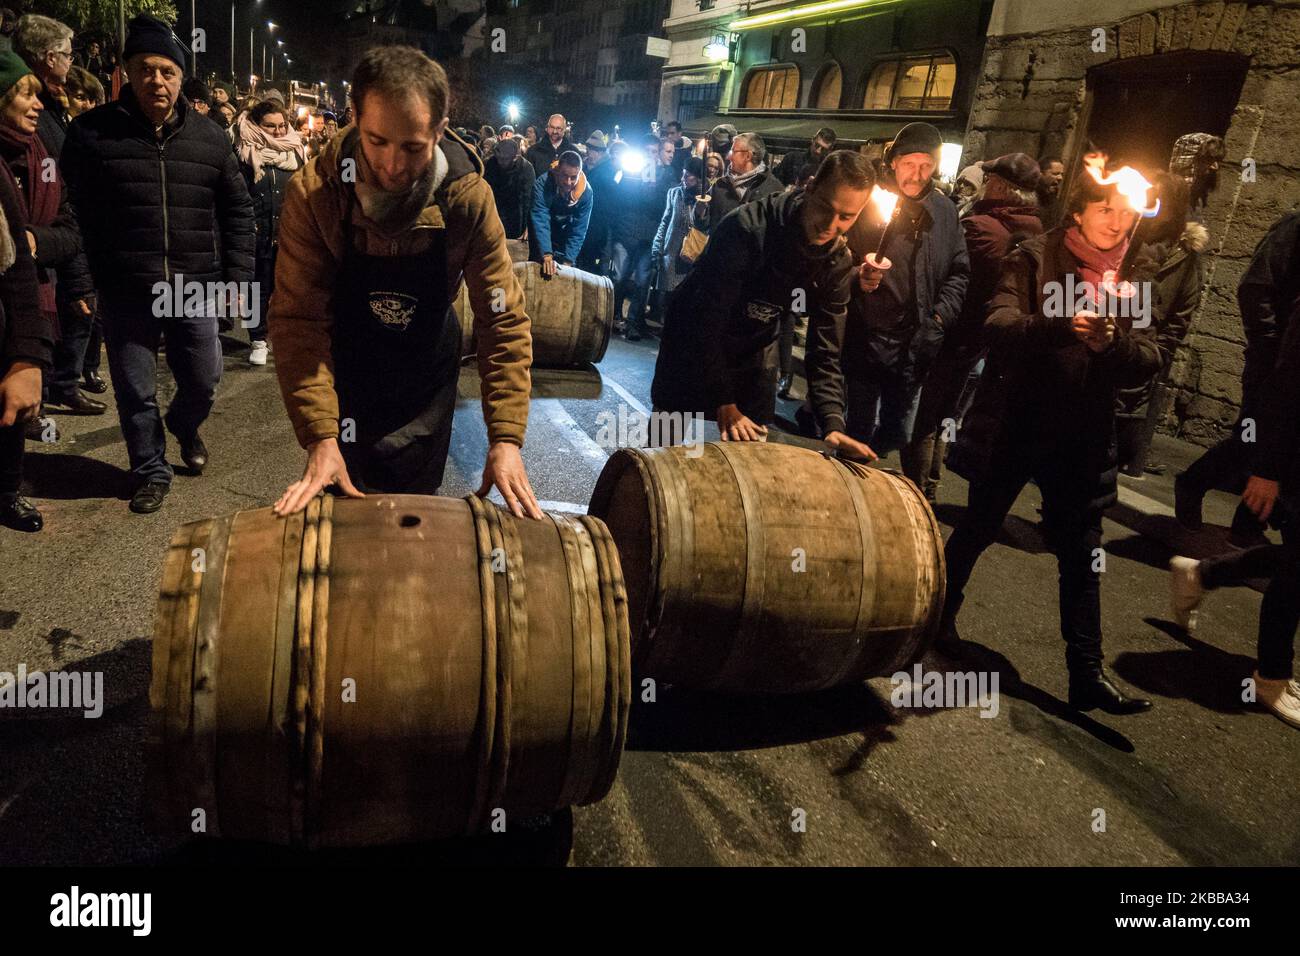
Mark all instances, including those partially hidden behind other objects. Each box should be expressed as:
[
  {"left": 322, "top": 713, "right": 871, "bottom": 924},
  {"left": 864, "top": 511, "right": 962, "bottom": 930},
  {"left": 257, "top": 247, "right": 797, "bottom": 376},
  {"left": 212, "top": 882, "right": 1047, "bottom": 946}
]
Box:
[
  {"left": 0, "top": 421, "right": 24, "bottom": 495},
  {"left": 1180, "top": 419, "right": 1264, "bottom": 538},
  {"left": 1198, "top": 510, "right": 1298, "bottom": 680},
  {"left": 944, "top": 452, "right": 1105, "bottom": 676}
]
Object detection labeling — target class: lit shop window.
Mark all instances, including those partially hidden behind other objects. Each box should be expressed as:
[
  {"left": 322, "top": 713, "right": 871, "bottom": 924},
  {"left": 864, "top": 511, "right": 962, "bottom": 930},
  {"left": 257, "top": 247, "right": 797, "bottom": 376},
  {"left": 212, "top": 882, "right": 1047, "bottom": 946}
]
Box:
[
  {"left": 862, "top": 53, "right": 956, "bottom": 111},
  {"left": 742, "top": 65, "right": 800, "bottom": 109}
]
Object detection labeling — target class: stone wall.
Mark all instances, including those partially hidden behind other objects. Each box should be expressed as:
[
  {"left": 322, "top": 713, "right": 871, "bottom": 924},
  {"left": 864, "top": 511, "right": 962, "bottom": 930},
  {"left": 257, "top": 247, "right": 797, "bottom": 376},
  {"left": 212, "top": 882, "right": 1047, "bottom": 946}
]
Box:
[{"left": 964, "top": 0, "right": 1300, "bottom": 446}]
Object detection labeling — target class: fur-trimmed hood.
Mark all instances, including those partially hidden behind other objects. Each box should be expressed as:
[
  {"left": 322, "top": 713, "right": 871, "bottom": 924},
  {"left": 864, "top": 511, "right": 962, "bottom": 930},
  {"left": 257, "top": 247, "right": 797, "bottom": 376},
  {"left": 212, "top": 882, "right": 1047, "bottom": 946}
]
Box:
[{"left": 1182, "top": 220, "right": 1210, "bottom": 253}]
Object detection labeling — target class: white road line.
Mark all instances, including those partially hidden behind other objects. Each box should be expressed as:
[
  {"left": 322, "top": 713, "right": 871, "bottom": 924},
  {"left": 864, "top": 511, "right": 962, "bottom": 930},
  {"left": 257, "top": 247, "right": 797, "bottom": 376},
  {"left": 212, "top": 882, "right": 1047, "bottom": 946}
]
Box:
[
  {"left": 603, "top": 376, "right": 650, "bottom": 417},
  {"left": 1116, "top": 485, "right": 1175, "bottom": 518},
  {"left": 537, "top": 499, "right": 588, "bottom": 514},
  {"left": 534, "top": 398, "right": 610, "bottom": 469}
]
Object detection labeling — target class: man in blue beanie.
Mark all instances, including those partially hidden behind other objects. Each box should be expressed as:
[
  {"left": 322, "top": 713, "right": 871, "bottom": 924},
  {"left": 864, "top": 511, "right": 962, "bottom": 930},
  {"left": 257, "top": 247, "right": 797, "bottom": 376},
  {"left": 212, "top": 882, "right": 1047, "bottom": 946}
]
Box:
[{"left": 62, "top": 14, "right": 254, "bottom": 514}]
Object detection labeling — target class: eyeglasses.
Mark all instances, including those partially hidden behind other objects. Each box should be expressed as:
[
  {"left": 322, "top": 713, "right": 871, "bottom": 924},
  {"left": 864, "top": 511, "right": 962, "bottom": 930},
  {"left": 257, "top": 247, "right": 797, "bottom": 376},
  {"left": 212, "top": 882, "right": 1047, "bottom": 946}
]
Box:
[
  {"left": 260, "top": 123, "right": 289, "bottom": 133},
  {"left": 52, "top": 49, "right": 73, "bottom": 61}
]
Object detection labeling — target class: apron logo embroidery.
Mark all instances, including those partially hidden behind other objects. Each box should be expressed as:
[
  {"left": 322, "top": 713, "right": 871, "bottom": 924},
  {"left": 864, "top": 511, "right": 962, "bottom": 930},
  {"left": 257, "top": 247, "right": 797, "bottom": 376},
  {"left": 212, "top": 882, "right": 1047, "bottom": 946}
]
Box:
[
  {"left": 745, "top": 300, "right": 782, "bottom": 324},
  {"left": 370, "top": 292, "right": 419, "bottom": 331}
]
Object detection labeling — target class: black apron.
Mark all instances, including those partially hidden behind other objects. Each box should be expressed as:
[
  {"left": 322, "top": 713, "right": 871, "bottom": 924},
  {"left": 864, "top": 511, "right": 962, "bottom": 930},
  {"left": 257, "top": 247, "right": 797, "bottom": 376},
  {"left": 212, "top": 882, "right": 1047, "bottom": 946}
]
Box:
[{"left": 332, "top": 193, "right": 462, "bottom": 494}]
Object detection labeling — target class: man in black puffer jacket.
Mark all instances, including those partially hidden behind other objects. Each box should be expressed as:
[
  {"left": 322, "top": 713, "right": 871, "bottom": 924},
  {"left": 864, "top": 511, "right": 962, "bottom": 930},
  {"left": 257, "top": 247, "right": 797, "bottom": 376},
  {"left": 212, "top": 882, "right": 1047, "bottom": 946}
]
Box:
[{"left": 61, "top": 15, "right": 254, "bottom": 515}]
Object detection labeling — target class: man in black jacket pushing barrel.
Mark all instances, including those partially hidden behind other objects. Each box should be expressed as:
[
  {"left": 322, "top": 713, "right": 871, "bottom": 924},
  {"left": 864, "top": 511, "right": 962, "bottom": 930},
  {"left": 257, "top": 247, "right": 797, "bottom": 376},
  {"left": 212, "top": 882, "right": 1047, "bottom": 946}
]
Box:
[{"left": 651, "top": 149, "right": 878, "bottom": 459}]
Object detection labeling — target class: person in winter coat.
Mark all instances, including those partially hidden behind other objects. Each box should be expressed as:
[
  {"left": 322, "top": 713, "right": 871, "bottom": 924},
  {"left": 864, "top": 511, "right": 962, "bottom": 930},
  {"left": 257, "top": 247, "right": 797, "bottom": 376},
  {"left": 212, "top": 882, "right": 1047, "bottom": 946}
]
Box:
[
  {"left": 0, "top": 125, "right": 50, "bottom": 531},
  {"left": 942, "top": 166, "right": 1164, "bottom": 715},
  {"left": 691, "top": 131, "right": 783, "bottom": 234},
  {"left": 609, "top": 136, "right": 674, "bottom": 341},
  {"left": 525, "top": 114, "right": 573, "bottom": 178},
  {"left": 841, "top": 122, "right": 970, "bottom": 476},
  {"left": 14, "top": 17, "right": 101, "bottom": 424},
  {"left": 651, "top": 150, "right": 876, "bottom": 461},
  {"left": 0, "top": 55, "right": 97, "bottom": 439},
  {"left": 1114, "top": 172, "right": 1208, "bottom": 476},
  {"left": 776, "top": 126, "right": 836, "bottom": 187},
  {"left": 907, "top": 152, "right": 1042, "bottom": 502},
  {"left": 1168, "top": 297, "right": 1300, "bottom": 729},
  {"left": 236, "top": 100, "right": 306, "bottom": 367},
  {"left": 61, "top": 15, "right": 255, "bottom": 515},
  {"left": 267, "top": 45, "right": 539, "bottom": 520},
  {"left": 576, "top": 130, "right": 612, "bottom": 273},
  {"left": 651, "top": 156, "right": 704, "bottom": 300},
  {"left": 483, "top": 136, "right": 533, "bottom": 241},
  {"left": 62, "top": 64, "right": 106, "bottom": 397},
  {"left": 528, "top": 150, "right": 591, "bottom": 277},
  {"left": 1176, "top": 209, "right": 1297, "bottom": 549}
]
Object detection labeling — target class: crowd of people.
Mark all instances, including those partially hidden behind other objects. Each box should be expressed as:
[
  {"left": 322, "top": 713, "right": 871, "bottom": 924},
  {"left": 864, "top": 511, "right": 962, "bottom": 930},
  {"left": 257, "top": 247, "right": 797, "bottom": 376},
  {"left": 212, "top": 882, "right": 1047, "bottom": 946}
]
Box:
[{"left": 0, "top": 20, "right": 1293, "bottom": 730}]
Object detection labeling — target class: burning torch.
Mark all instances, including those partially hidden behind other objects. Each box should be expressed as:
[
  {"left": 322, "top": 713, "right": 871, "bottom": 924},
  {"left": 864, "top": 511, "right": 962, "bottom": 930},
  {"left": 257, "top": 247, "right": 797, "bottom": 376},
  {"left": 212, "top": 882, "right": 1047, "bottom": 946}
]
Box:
[{"left": 861, "top": 184, "right": 901, "bottom": 284}]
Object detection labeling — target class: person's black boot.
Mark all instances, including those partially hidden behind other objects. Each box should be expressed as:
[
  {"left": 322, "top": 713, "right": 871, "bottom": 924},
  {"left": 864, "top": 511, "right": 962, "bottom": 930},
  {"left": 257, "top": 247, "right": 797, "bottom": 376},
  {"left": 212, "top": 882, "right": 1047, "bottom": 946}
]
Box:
[
  {"left": 129, "top": 481, "right": 170, "bottom": 514},
  {"left": 0, "top": 493, "right": 43, "bottom": 532},
  {"left": 1068, "top": 669, "right": 1152, "bottom": 715},
  {"left": 82, "top": 370, "right": 108, "bottom": 393},
  {"left": 777, "top": 373, "right": 793, "bottom": 399},
  {"left": 24, "top": 413, "right": 58, "bottom": 443},
  {"left": 1173, "top": 473, "right": 1203, "bottom": 531}
]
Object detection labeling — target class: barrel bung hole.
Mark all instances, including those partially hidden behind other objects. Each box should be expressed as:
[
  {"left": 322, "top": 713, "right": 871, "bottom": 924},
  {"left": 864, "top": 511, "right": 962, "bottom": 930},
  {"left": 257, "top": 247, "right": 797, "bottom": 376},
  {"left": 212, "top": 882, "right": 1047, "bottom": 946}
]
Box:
[{"left": 400, "top": 514, "right": 421, "bottom": 528}]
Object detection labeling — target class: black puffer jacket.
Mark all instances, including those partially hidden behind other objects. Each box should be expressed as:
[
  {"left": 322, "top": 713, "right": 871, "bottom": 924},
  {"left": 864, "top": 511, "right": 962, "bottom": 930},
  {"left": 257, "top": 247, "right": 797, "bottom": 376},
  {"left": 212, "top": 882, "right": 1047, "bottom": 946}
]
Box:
[
  {"left": 950, "top": 227, "right": 1163, "bottom": 510},
  {"left": 0, "top": 162, "right": 48, "bottom": 371},
  {"left": 60, "top": 86, "right": 254, "bottom": 303},
  {"left": 653, "top": 188, "right": 855, "bottom": 426},
  {"left": 241, "top": 157, "right": 303, "bottom": 260}
]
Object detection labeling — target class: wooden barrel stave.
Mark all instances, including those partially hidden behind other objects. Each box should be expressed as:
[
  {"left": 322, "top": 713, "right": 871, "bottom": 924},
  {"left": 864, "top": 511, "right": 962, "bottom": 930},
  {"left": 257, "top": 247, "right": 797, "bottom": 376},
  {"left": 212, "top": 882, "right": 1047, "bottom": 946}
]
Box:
[{"left": 588, "top": 442, "right": 946, "bottom": 695}]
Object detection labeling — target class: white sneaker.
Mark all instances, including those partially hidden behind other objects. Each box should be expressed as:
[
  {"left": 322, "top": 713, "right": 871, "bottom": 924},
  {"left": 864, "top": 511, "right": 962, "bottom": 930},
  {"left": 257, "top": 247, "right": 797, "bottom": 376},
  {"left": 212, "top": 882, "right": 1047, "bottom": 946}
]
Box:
[
  {"left": 1169, "top": 555, "right": 1203, "bottom": 632},
  {"left": 249, "top": 340, "right": 269, "bottom": 366},
  {"left": 1255, "top": 671, "right": 1300, "bottom": 729}
]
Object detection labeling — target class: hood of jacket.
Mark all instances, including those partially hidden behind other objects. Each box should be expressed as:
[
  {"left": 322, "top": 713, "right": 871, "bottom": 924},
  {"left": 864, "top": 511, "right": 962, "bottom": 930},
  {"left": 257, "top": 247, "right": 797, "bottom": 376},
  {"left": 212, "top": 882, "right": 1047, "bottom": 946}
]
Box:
[{"left": 545, "top": 158, "right": 588, "bottom": 206}]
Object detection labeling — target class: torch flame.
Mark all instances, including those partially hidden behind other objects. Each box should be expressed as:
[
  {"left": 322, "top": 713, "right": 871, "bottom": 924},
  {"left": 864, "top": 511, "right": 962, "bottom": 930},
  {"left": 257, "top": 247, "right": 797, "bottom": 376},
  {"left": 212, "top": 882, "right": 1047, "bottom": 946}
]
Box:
[
  {"left": 870, "top": 184, "right": 900, "bottom": 221},
  {"left": 1083, "top": 153, "right": 1161, "bottom": 217}
]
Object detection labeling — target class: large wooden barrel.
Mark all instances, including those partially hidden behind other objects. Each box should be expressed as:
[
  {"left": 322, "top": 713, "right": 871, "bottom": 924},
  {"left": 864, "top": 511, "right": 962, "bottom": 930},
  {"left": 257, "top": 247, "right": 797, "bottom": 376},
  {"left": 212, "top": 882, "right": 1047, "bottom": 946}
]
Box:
[
  {"left": 149, "top": 494, "right": 630, "bottom": 847},
  {"left": 587, "top": 442, "right": 945, "bottom": 695},
  {"left": 455, "top": 261, "right": 613, "bottom": 367}
]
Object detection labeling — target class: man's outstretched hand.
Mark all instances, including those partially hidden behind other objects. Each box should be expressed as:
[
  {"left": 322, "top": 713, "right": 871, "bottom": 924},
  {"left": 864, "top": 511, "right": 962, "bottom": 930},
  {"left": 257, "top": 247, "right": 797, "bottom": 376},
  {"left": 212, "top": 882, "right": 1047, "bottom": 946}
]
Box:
[
  {"left": 274, "top": 437, "right": 365, "bottom": 516},
  {"left": 476, "top": 441, "right": 543, "bottom": 519},
  {"left": 824, "top": 430, "right": 878, "bottom": 462}
]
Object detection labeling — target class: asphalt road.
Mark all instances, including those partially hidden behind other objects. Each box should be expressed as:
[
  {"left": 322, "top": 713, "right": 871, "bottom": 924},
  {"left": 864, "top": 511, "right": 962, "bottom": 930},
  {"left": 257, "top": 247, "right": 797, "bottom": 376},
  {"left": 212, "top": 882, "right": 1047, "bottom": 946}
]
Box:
[{"left": 0, "top": 330, "right": 1296, "bottom": 867}]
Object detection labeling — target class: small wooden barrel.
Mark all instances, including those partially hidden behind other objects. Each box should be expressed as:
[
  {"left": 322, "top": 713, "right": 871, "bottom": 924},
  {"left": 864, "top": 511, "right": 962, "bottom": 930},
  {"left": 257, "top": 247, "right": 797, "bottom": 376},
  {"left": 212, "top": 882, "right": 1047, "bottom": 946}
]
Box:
[
  {"left": 148, "top": 495, "right": 630, "bottom": 847},
  {"left": 455, "top": 261, "right": 613, "bottom": 367},
  {"left": 587, "top": 442, "right": 946, "bottom": 694}
]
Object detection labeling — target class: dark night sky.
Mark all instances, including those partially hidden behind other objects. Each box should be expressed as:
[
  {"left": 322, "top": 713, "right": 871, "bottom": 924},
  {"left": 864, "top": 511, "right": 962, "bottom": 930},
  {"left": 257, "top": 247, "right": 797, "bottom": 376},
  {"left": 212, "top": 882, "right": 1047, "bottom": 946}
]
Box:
[{"left": 186, "top": 0, "right": 346, "bottom": 84}]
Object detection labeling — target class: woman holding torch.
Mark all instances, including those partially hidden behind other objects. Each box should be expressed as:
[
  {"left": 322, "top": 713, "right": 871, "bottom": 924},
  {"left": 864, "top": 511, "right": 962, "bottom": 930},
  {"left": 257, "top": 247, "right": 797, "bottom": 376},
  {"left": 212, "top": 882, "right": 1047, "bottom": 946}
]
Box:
[{"left": 941, "top": 159, "right": 1165, "bottom": 715}]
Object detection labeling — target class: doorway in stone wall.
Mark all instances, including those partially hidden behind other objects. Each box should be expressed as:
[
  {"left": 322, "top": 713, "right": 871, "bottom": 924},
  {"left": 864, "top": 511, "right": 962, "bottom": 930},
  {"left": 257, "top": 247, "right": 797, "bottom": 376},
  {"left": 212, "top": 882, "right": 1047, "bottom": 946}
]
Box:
[{"left": 1083, "top": 50, "right": 1248, "bottom": 172}]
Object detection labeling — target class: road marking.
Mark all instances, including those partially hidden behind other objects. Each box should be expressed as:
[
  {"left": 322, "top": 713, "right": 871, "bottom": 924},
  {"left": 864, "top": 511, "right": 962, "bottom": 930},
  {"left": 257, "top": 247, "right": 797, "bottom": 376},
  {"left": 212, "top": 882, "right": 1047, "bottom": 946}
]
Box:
[
  {"left": 1116, "top": 485, "right": 1175, "bottom": 518},
  {"left": 537, "top": 499, "right": 588, "bottom": 514},
  {"left": 603, "top": 376, "right": 650, "bottom": 417},
  {"left": 534, "top": 398, "right": 609, "bottom": 469}
]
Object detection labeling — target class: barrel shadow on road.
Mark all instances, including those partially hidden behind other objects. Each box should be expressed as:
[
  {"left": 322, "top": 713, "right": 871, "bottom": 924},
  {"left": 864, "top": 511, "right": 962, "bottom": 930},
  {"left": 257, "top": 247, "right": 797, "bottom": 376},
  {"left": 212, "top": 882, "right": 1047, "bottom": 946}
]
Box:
[{"left": 625, "top": 682, "right": 899, "bottom": 753}]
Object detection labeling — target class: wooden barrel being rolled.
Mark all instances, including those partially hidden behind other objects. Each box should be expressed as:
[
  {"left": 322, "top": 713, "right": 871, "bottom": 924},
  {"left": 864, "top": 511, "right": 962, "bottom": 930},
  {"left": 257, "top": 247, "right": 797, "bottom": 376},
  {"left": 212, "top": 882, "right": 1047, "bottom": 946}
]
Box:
[
  {"left": 148, "top": 494, "right": 630, "bottom": 847},
  {"left": 587, "top": 442, "right": 945, "bottom": 695},
  {"left": 454, "top": 261, "right": 613, "bottom": 367}
]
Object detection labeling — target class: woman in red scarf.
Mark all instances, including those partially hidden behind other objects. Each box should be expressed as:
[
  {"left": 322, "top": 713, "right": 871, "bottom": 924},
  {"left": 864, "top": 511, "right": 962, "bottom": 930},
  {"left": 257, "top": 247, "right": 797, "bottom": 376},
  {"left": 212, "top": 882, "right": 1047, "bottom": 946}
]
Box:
[
  {"left": 941, "top": 163, "right": 1166, "bottom": 715},
  {"left": 0, "top": 56, "right": 97, "bottom": 434}
]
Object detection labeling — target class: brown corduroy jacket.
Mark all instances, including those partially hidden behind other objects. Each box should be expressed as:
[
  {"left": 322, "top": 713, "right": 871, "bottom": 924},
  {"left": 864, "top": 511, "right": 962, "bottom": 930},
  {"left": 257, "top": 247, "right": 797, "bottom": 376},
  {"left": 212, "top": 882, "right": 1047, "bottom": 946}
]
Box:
[{"left": 268, "top": 126, "right": 532, "bottom": 449}]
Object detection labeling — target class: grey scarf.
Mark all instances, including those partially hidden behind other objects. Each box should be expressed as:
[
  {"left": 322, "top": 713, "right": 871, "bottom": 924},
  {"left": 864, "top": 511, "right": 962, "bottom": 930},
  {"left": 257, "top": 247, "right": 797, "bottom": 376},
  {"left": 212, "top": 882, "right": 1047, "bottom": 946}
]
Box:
[{"left": 351, "top": 131, "right": 449, "bottom": 237}]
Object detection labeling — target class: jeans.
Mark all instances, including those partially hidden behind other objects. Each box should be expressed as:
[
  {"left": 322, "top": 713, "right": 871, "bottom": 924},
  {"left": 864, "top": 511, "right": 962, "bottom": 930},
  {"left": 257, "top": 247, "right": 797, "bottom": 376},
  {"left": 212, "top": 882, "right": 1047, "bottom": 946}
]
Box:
[
  {"left": 1198, "top": 511, "right": 1298, "bottom": 680},
  {"left": 944, "top": 452, "right": 1106, "bottom": 675},
  {"left": 46, "top": 302, "right": 94, "bottom": 403},
  {"left": 609, "top": 240, "right": 654, "bottom": 336},
  {"left": 102, "top": 298, "right": 223, "bottom": 484},
  {"left": 82, "top": 312, "right": 103, "bottom": 375},
  {"left": 903, "top": 352, "right": 984, "bottom": 497},
  {"left": 247, "top": 251, "right": 276, "bottom": 342},
  {"left": 845, "top": 364, "right": 922, "bottom": 456}
]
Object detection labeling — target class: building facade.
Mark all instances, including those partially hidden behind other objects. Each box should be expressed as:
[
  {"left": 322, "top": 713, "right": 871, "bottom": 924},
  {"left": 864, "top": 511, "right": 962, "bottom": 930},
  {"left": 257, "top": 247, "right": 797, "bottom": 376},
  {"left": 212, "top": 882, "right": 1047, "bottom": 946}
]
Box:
[
  {"left": 483, "top": 0, "right": 672, "bottom": 134},
  {"left": 966, "top": 0, "right": 1300, "bottom": 447},
  {"left": 659, "top": 0, "right": 993, "bottom": 160}
]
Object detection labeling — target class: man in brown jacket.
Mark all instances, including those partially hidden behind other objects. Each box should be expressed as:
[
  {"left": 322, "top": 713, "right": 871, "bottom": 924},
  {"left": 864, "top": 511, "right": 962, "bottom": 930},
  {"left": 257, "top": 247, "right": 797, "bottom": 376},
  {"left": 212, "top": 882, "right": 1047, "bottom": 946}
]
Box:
[{"left": 268, "top": 46, "right": 540, "bottom": 518}]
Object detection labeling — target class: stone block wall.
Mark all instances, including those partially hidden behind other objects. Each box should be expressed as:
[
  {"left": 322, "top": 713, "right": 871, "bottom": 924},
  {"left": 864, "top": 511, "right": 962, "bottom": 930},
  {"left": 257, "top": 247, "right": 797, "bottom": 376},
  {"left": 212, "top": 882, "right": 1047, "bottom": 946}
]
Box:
[{"left": 964, "top": 0, "right": 1300, "bottom": 446}]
